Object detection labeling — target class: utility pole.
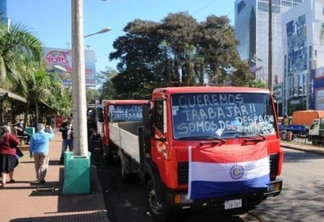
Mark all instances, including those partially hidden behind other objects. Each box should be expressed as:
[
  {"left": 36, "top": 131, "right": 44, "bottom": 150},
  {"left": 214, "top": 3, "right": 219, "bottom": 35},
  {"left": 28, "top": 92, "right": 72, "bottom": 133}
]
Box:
[
  {"left": 268, "top": 0, "right": 273, "bottom": 91},
  {"left": 72, "top": 0, "right": 88, "bottom": 156},
  {"left": 63, "top": 0, "right": 90, "bottom": 195}
]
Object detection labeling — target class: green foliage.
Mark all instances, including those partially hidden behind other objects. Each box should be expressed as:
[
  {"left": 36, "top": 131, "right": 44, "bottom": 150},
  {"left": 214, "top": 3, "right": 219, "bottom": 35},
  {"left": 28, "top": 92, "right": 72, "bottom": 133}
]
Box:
[
  {"left": 249, "top": 79, "right": 268, "bottom": 89},
  {"left": 108, "top": 12, "right": 256, "bottom": 98},
  {"left": 97, "top": 67, "right": 117, "bottom": 100},
  {"left": 86, "top": 88, "right": 100, "bottom": 104},
  {"left": 0, "top": 21, "right": 71, "bottom": 117},
  {"left": 0, "top": 23, "right": 43, "bottom": 82}
]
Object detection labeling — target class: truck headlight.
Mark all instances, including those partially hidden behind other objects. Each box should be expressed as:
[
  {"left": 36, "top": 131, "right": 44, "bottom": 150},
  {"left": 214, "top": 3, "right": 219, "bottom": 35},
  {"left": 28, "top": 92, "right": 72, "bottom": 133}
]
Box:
[
  {"left": 174, "top": 194, "right": 193, "bottom": 204},
  {"left": 268, "top": 181, "right": 282, "bottom": 192}
]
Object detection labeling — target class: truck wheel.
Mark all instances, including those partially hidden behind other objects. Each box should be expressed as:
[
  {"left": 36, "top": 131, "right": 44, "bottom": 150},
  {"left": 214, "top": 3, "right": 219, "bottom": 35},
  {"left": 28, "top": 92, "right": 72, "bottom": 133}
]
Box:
[
  {"left": 105, "top": 154, "right": 114, "bottom": 165},
  {"left": 146, "top": 180, "right": 174, "bottom": 222},
  {"left": 103, "top": 146, "right": 115, "bottom": 165}
]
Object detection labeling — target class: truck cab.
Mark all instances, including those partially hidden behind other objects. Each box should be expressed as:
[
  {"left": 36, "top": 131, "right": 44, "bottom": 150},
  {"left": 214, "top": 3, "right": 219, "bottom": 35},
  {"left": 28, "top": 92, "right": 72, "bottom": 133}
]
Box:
[
  {"left": 139, "top": 87, "right": 283, "bottom": 221},
  {"left": 308, "top": 118, "right": 324, "bottom": 145}
]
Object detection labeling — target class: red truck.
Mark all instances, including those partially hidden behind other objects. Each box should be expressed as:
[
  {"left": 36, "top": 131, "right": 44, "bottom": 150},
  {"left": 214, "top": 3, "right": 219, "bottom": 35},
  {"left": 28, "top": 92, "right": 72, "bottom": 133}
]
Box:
[
  {"left": 99, "top": 100, "right": 148, "bottom": 163},
  {"left": 98, "top": 87, "right": 283, "bottom": 222}
]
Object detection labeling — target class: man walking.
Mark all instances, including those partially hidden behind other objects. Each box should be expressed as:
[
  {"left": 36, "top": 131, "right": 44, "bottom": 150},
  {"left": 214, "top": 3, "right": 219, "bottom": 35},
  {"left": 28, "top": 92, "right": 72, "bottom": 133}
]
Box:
[
  {"left": 59, "top": 117, "right": 73, "bottom": 164},
  {"left": 29, "top": 123, "right": 55, "bottom": 183}
]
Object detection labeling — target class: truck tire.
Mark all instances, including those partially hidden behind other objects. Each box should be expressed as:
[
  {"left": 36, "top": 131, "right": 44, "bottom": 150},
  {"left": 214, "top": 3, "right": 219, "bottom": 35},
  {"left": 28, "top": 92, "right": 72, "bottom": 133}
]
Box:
[
  {"left": 103, "top": 145, "right": 114, "bottom": 165},
  {"left": 146, "top": 179, "right": 174, "bottom": 222},
  {"left": 105, "top": 154, "right": 114, "bottom": 165}
]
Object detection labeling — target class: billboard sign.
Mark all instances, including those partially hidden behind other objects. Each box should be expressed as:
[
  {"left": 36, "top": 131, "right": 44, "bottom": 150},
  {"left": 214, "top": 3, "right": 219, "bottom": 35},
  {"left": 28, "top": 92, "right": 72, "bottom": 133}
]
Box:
[{"left": 43, "top": 47, "right": 96, "bottom": 87}]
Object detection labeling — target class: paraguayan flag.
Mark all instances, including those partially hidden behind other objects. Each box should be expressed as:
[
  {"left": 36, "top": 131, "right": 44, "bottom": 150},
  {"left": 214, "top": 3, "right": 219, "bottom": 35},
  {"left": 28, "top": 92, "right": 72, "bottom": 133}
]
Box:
[{"left": 188, "top": 142, "right": 270, "bottom": 200}]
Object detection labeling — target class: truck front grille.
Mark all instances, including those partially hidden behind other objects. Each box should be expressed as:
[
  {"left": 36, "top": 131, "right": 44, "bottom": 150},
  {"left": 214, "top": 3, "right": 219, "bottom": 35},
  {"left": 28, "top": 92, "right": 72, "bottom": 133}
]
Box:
[{"left": 177, "top": 153, "right": 280, "bottom": 185}]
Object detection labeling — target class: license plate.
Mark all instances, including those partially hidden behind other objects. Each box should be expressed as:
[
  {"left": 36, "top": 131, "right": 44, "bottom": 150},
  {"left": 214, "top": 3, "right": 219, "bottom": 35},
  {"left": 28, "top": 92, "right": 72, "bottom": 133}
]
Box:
[{"left": 224, "top": 199, "right": 242, "bottom": 210}]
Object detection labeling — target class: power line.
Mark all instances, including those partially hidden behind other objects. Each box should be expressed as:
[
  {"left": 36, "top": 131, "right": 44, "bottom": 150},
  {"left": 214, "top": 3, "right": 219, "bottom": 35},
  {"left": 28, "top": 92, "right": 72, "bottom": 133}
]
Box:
[{"left": 191, "top": 0, "right": 219, "bottom": 16}]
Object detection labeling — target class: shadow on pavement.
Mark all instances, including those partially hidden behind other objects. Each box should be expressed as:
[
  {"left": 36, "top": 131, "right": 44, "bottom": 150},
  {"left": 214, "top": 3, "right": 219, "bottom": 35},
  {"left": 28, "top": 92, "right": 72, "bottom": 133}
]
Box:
[{"left": 283, "top": 150, "right": 324, "bottom": 163}]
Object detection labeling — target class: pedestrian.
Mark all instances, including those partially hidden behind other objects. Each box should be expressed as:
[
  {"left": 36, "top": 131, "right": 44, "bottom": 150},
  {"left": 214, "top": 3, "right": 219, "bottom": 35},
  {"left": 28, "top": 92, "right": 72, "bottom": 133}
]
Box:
[
  {"left": 29, "top": 123, "right": 55, "bottom": 183},
  {"left": 13, "top": 119, "right": 31, "bottom": 144},
  {"left": 50, "top": 116, "right": 56, "bottom": 132},
  {"left": 0, "top": 125, "right": 20, "bottom": 187},
  {"left": 59, "top": 117, "right": 73, "bottom": 164},
  {"left": 87, "top": 115, "right": 97, "bottom": 162}
]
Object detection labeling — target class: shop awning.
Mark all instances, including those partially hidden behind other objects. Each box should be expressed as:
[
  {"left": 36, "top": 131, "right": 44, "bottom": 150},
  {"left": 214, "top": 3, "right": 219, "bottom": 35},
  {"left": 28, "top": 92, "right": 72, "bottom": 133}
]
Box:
[{"left": 0, "top": 88, "right": 27, "bottom": 103}]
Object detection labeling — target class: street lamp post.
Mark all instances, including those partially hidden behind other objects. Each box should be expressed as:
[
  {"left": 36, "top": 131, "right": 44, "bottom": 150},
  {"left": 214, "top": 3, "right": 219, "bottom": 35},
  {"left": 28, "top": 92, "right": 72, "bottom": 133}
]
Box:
[
  {"left": 84, "top": 27, "right": 111, "bottom": 38},
  {"left": 71, "top": 0, "right": 87, "bottom": 157},
  {"left": 63, "top": 0, "right": 111, "bottom": 195},
  {"left": 62, "top": 0, "right": 89, "bottom": 195}
]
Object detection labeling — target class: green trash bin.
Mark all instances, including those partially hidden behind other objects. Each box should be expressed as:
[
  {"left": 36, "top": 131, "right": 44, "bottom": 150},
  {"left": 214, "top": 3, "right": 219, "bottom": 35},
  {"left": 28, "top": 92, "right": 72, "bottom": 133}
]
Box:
[{"left": 25, "top": 127, "right": 35, "bottom": 135}]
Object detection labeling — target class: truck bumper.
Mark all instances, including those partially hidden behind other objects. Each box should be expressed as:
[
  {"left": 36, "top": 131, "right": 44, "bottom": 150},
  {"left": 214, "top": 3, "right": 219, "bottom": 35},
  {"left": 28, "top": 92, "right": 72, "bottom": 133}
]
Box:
[{"left": 161, "top": 179, "right": 283, "bottom": 212}]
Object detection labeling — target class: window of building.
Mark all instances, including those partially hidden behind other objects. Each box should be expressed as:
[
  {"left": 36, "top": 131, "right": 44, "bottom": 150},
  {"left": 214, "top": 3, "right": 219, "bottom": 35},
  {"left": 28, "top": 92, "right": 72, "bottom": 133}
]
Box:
[
  {"left": 273, "top": 5, "right": 281, "bottom": 13},
  {"left": 237, "top": 1, "right": 246, "bottom": 14},
  {"left": 282, "top": 1, "right": 292, "bottom": 7},
  {"left": 309, "top": 46, "right": 312, "bottom": 59},
  {"left": 258, "top": 2, "right": 268, "bottom": 12}
]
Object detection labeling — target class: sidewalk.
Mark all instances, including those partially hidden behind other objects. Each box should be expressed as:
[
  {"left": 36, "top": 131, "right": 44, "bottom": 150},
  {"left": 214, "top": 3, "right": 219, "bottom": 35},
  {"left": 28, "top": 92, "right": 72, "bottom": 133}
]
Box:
[
  {"left": 0, "top": 132, "right": 109, "bottom": 222},
  {"left": 280, "top": 140, "right": 324, "bottom": 155}
]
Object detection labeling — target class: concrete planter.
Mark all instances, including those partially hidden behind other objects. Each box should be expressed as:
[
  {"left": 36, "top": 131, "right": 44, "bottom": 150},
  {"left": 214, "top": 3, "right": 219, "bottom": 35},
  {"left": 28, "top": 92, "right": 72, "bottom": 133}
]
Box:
[{"left": 62, "top": 151, "right": 91, "bottom": 195}]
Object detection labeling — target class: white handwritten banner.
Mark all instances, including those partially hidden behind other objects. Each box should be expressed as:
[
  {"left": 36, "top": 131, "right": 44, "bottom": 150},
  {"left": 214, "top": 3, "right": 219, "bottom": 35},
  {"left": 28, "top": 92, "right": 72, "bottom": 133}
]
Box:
[
  {"left": 109, "top": 105, "right": 143, "bottom": 122},
  {"left": 171, "top": 93, "right": 275, "bottom": 138}
]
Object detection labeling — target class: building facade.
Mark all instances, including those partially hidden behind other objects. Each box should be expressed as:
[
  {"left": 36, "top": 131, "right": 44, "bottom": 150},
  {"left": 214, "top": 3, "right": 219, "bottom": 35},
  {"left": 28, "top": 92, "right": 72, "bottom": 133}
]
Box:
[
  {"left": 0, "top": 0, "right": 9, "bottom": 24},
  {"left": 234, "top": 0, "right": 305, "bottom": 115},
  {"left": 282, "top": 0, "right": 324, "bottom": 114}
]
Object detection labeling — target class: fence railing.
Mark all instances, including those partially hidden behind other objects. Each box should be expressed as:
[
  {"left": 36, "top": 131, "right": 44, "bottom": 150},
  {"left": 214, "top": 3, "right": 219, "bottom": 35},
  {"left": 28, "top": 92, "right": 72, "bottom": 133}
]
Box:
[{"left": 280, "top": 133, "right": 324, "bottom": 147}]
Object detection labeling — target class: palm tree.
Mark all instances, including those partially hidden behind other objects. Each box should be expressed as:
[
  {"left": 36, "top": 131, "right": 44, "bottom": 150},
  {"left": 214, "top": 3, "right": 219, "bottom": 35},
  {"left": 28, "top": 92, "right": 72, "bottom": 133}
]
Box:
[{"left": 0, "top": 22, "right": 43, "bottom": 86}]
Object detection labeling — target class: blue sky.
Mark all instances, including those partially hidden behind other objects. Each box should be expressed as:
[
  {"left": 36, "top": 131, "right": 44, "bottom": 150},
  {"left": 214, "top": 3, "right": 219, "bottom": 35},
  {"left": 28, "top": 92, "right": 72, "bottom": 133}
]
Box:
[{"left": 7, "top": 0, "right": 235, "bottom": 73}]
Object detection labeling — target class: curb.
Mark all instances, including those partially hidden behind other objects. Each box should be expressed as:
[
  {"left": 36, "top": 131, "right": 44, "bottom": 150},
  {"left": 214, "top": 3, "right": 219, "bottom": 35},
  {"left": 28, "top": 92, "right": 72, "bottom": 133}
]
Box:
[
  {"left": 281, "top": 144, "right": 324, "bottom": 155},
  {"left": 92, "top": 165, "right": 111, "bottom": 222}
]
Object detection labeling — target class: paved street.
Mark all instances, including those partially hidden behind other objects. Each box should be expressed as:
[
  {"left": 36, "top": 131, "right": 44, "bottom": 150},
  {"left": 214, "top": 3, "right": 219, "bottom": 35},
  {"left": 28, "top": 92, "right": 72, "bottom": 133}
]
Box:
[{"left": 251, "top": 147, "right": 324, "bottom": 222}]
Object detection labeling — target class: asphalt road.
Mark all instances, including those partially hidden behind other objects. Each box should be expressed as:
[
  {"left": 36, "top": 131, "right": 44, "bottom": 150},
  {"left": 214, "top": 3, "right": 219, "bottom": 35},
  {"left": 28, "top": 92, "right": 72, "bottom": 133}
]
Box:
[
  {"left": 95, "top": 146, "right": 324, "bottom": 222},
  {"left": 250, "top": 147, "right": 324, "bottom": 222},
  {"left": 94, "top": 150, "right": 258, "bottom": 222}
]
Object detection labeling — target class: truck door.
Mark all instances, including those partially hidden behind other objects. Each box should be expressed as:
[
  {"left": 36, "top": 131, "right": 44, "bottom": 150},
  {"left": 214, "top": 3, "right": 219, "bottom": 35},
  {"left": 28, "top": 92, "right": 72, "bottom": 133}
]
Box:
[{"left": 152, "top": 99, "right": 168, "bottom": 161}]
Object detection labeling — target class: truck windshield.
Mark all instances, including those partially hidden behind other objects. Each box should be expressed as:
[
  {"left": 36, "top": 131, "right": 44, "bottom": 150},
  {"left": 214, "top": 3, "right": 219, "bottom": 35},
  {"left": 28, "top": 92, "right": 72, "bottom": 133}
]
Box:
[
  {"left": 171, "top": 92, "right": 276, "bottom": 139},
  {"left": 108, "top": 105, "right": 143, "bottom": 122}
]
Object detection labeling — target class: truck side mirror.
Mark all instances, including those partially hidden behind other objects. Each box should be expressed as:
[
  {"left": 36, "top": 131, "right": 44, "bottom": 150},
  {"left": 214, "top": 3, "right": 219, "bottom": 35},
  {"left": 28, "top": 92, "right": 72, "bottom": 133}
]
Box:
[
  {"left": 142, "top": 104, "right": 151, "bottom": 128},
  {"left": 97, "top": 107, "right": 104, "bottom": 122},
  {"left": 142, "top": 103, "right": 155, "bottom": 137}
]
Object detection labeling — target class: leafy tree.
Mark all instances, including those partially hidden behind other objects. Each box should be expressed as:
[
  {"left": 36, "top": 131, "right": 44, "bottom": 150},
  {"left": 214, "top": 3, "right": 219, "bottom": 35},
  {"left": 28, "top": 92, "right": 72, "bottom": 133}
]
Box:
[
  {"left": 231, "top": 60, "right": 254, "bottom": 86},
  {"left": 107, "top": 12, "right": 256, "bottom": 97},
  {"left": 249, "top": 79, "right": 268, "bottom": 89},
  {"left": 98, "top": 67, "right": 117, "bottom": 100},
  {"left": 197, "top": 15, "right": 241, "bottom": 85},
  {"left": 0, "top": 21, "right": 72, "bottom": 122},
  {"left": 109, "top": 19, "right": 162, "bottom": 98},
  {"left": 86, "top": 88, "right": 100, "bottom": 104}
]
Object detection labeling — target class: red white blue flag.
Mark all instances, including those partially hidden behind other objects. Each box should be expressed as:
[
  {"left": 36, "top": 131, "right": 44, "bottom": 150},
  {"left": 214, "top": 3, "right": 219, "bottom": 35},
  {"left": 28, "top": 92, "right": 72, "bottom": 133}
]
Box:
[{"left": 188, "top": 142, "right": 270, "bottom": 200}]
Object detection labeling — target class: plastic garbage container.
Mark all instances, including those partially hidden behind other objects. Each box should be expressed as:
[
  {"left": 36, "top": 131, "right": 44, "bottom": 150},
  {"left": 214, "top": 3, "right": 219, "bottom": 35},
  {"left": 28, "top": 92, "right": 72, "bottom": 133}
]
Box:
[
  {"left": 25, "top": 127, "right": 35, "bottom": 135},
  {"left": 281, "top": 131, "right": 287, "bottom": 140},
  {"left": 286, "top": 131, "right": 293, "bottom": 141}
]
